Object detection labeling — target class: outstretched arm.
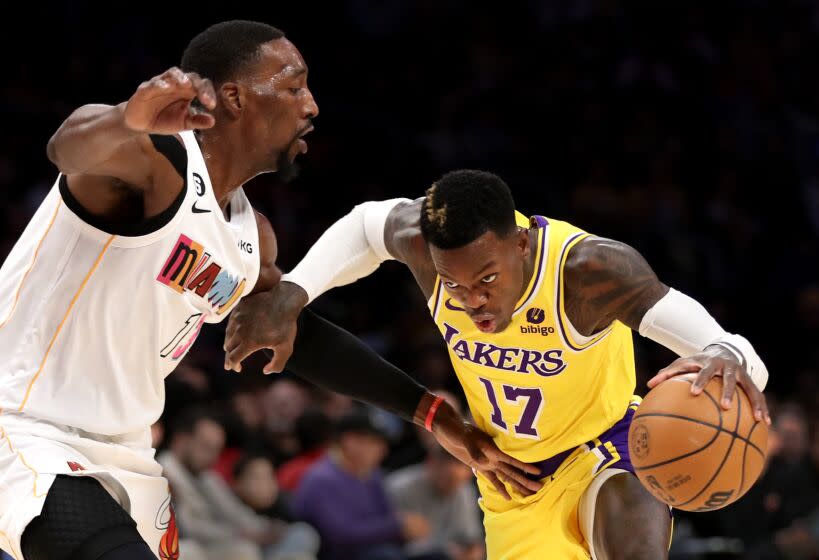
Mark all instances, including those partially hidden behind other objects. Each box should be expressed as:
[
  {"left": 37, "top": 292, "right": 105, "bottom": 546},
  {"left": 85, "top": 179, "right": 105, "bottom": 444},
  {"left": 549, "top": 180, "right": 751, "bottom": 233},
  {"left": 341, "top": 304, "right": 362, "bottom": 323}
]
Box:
[
  {"left": 564, "top": 236, "right": 770, "bottom": 423},
  {"left": 48, "top": 68, "right": 216, "bottom": 200},
  {"left": 225, "top": 198, "right": 435, "bottom": 372},
  {"left": 274, "top": 197, "right": 437, "bottom": 301},
  {"left": 225, "top": 209, "right": 542, "bottom": 498}
]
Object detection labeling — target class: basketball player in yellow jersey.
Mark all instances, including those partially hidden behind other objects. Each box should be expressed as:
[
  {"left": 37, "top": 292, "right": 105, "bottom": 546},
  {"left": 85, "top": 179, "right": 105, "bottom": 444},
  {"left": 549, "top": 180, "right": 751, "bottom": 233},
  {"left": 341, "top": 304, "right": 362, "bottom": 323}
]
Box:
[{"left": 225, "top": 169, "right": 771, "bottom": 559}]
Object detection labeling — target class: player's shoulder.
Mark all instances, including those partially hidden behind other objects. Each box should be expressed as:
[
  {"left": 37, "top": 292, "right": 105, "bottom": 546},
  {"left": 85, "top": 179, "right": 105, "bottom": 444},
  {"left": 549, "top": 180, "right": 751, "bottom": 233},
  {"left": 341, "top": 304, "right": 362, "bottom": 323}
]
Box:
[
  {"left": 563, "top": 234, "right": 650, "bottom": 289},
  {"left": 253, "top": 207, "right": 273, "bottom": 231},
  {"left": 385, "top": 197, "right": 427, "bottom": 260},
  {"left": 387, "top": 197, "right": 424, "bottom": 232}
]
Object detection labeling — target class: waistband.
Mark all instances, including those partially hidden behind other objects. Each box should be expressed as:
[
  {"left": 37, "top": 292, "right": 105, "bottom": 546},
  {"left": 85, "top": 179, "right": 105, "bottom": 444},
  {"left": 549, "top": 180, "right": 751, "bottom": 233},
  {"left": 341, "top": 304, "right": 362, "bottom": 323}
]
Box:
[{"left": 525, "top": 400, "right": 639, "bottom": 481}]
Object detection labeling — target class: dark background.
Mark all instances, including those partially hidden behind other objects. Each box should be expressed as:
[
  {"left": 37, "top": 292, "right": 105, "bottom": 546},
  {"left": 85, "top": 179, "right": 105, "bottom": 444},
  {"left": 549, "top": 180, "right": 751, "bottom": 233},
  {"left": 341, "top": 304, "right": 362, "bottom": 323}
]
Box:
[{"left": 1, "top": 1, "right": 818, "bottom": 557}]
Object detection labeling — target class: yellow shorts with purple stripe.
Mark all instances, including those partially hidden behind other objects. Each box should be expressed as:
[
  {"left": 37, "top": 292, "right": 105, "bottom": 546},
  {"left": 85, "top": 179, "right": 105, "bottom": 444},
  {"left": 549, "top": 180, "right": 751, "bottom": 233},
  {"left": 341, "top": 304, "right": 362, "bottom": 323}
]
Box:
[{"left": 479, "top": 399, "right": 640, "bottom": 559}]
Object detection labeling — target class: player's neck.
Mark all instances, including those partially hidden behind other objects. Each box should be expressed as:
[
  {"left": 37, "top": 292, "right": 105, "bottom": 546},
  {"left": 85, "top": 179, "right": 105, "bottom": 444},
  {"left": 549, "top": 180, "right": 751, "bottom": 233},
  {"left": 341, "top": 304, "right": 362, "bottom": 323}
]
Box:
[{"left": 195, "top": 131, "right": 259, "bottom": 212}]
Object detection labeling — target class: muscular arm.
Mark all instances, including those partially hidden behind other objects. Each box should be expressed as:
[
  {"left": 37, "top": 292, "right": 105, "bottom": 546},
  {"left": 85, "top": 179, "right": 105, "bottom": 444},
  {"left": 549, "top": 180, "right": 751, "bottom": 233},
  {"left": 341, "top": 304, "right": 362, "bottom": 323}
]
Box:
[
  {"left": 47, "top": 103, "right": 154, "bottom": 186},
  {"left": 228, "top": 205, "right": 544, "bottom": 496},
  {"left": 563, "top": 236, "right": 670, "bottom": 336},
  {"left": 278, "top": 197, "right": 436, "bottom": 301},
  {"left": 383, "top": 198, "right": 438, "bottom": 298},
  {"left": 250, "top": 210, "right": 283, "bottom": 294},
  {"left": 47, "top": 68, "right": 215, "bottom": 219},
  {"left": 238, "top": 206, "right": 427, "bottom": 422},
  {"left": 564, "top": 236, "right": 770, "bottom": 417}
]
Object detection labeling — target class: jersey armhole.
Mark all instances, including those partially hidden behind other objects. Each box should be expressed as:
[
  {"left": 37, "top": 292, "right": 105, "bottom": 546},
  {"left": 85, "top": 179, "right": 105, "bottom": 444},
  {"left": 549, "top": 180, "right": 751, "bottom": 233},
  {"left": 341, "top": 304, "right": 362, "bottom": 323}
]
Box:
[
  {"left": 58, "top": 135, "right": 188, "bottom": 237},
  {"left": 428, "top": 277, "right": 444, "bottom": 321},
  {"left": 555, "top": 232, "right": 614, "bottom": 351}
]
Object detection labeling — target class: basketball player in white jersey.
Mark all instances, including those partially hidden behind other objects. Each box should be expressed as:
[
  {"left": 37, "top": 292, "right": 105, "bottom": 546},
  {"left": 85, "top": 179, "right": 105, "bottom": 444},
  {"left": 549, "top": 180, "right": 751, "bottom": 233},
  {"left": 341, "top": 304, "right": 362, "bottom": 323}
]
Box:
[{"left": 0, "top": 21, "right": 540, "bottom": 560}]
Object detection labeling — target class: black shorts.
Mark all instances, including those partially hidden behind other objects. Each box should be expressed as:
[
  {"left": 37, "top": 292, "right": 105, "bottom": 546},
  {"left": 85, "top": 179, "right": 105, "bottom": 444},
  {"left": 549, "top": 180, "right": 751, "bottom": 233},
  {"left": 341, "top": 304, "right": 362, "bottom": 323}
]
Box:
[{"left": 20, "top": 475, "right": 148, "bottom": 560}]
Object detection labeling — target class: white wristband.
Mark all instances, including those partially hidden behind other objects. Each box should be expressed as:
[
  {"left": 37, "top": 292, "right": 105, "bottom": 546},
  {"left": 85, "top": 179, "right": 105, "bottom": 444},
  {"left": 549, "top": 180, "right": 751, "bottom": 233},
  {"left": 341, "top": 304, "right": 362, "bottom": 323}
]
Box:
[{"left": 710, "top": 334, "right": 769, "bottom": 392}]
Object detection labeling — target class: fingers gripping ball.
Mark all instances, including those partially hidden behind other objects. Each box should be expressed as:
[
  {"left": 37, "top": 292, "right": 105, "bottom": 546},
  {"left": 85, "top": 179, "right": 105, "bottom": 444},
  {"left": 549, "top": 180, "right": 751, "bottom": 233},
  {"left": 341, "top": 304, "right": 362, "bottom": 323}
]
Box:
[{"left": 628, "top": 376, "right": 768, "bottom": 511}]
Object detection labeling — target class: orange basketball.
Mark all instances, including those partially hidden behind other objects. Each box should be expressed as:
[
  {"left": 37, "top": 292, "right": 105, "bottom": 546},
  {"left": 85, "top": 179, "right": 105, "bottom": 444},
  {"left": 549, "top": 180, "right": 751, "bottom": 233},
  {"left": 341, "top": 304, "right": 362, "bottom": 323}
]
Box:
[{"left": 628, "top": 376, "right": 768, "bottom": 512}]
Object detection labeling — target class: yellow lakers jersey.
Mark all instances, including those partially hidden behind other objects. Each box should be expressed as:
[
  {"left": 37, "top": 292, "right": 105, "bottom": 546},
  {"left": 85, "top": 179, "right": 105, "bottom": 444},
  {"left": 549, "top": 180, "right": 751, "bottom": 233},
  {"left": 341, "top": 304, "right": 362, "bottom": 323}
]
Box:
[{"left": 427, "top": 213, "right": 636, "bottom": 462}]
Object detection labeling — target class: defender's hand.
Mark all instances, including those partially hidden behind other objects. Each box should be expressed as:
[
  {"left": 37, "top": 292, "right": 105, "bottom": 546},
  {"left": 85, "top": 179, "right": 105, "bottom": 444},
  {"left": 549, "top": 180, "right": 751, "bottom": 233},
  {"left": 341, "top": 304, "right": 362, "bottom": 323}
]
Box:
[
  {"left": 430, "top": 402, "right": 543, "bottom": 499},
  {"left": 224, "top": 282, "right": 308, "bottom": 374},
  {"left": 124, "top": 67, "right": 216, "bottom": 134}
]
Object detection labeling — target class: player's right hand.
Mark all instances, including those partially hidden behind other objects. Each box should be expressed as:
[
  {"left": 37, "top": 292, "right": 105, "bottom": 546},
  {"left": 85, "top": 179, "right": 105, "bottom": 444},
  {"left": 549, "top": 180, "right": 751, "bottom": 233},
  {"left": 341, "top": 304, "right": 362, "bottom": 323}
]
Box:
[
  {"left": 648, "top": 345, "right": 771, "bottom": 425},
  {"left": 430, "top": 401, "right": 543, "bottom": 499},
  {"left": 123, "top": 67, "right": 216, "bottom": 134},
  {"left": 224, "top": 281, "right": 308, "bottom": 374}
]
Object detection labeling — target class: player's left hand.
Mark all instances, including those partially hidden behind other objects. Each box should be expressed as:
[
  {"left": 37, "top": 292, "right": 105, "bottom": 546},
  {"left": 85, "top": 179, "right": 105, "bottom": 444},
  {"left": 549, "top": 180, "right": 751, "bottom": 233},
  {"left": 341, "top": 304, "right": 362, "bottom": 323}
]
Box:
[
  {"left": 223, "top": 281, "right": 308, "bottom": 374},
  {"left": 430, "top": 401, "right": 543, "bottom": 499},
  {"left": 647, "top": 345, "right": 771, "bottom": 425}
]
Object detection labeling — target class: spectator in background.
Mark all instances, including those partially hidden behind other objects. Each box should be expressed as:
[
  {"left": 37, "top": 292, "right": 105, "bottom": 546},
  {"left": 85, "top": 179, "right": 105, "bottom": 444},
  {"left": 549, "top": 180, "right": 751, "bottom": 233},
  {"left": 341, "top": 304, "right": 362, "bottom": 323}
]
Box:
[
  {"left": 387, "top": 390, "right": 468, "bottom": 472},
  {"left": 293, "top": 413, "right": 428, "bottom": 560},
  {"left": 213, "top": 387, "right": 272, "bottom": 484},
  {"left": 812, "top": 419, "right": 819, "bottom": 474},
  {"left": 314, "top": 388, "right": 356, "bottom": 420},
  {"left": 760, "top": 408, "right": 819, "bottom": 560},
  {"left": 4, "top": 3, "right": 819, "bottom": 557},
  {"left": 159, "top": 408, "right": 317, "bottom": 560},
  {"left": 278, "top": 410, "right": 334, "bottom": 492},
  {"left": 233, "top": 454, "right": 321, "bottom": 560},
  {"left": 158, "top": 408, "right": 257, "bottom": 560},
  {"left": 264, "top": 378, "right": 315, "bottom": 457},
  {"left": 387, "top": 443, "right": 484, "bottom": 560},
  {"left": 234, "top": 454, "right": 280, "bottom": 513}
]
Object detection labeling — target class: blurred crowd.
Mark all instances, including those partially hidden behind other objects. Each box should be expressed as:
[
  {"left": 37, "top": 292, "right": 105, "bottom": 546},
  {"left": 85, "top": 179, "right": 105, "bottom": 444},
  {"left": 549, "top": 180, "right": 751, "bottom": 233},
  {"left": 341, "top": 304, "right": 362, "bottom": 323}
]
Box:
[{"left": 2, "top": 0, "right": 819, "bottom": 558}]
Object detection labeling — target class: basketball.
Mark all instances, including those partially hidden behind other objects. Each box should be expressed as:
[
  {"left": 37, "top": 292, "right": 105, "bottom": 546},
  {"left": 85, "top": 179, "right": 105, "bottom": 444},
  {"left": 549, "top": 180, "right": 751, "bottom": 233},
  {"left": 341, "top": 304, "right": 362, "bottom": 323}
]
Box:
[{"left": 628, "top": 376, "right": 768, "bottom": 512}]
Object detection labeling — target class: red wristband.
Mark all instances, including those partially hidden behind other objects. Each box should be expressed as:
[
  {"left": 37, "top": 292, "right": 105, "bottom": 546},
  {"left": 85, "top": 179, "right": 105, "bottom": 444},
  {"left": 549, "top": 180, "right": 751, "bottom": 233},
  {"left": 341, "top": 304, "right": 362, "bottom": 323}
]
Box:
[{"left": 424, "top": 395, "right": 446, "bottom": 432}]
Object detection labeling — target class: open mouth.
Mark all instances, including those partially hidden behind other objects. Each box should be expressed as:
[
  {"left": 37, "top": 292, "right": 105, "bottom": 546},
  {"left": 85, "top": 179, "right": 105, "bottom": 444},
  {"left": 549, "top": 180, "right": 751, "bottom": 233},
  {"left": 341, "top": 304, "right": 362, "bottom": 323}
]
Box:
[
  {"left": 295, "top": 126, "right": 314, "bottom": 154},
  {"left": 470, "top": 314, "right": 497, "bottom": 333}
]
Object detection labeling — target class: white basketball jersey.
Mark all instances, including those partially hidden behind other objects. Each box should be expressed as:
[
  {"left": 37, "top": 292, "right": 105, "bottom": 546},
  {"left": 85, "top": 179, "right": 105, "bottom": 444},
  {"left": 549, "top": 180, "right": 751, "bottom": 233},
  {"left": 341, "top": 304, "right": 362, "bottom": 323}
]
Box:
[{"left": 0, "top": 131, "right": 260, "bottom": 435}]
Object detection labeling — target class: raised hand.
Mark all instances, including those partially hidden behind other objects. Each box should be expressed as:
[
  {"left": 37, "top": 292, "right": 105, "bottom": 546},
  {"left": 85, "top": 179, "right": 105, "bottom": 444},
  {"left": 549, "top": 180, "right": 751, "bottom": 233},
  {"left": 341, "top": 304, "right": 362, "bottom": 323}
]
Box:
[{"left": 123, "top": 67, "right": 216, "bottom": 134}]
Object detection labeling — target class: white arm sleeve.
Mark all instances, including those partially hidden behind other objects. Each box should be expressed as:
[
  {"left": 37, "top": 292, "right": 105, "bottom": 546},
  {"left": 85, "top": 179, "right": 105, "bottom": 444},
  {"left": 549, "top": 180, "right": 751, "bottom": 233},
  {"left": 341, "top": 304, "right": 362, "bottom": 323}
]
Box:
[
  {"left": 638, "top": 288, "right": 725, "bottom": 357},
  {"left": 280, "top": 198, "right": 411, "bottom": 304},
  {"left": 639, "top": 288, "right": 768, "bottom": 390}
]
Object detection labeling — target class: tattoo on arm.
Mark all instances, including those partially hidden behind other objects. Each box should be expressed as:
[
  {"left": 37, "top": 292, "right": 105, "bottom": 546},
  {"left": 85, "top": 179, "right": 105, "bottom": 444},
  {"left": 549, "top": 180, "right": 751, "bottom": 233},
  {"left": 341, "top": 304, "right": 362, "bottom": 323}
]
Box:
[{"left": 563, "top": 237, "right": 669, "bottom": 335}]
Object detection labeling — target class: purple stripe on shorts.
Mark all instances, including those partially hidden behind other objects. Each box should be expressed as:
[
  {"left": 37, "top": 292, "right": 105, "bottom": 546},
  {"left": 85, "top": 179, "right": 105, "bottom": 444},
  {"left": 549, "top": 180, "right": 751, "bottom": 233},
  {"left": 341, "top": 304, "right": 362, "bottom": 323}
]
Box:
[
  {"left": 526, "top": 446, "right": 575, "bottom": 481},
  {"left": 597, "top": 405, "right": 636, "bottom": 473},
  {"left": 525, "top": 404, "right": 636, "bottom": 480}
]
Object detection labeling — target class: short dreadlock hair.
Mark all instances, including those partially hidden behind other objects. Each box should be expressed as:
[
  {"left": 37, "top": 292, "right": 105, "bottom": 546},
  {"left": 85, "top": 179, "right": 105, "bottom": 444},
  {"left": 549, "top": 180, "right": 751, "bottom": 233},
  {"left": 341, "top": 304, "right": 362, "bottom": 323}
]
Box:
[
  {"left": 181, "top": 20, "right": 285, "bottom": 84},
  {"left": 420, "top": 170, "right": 517, "bottom": 249}
]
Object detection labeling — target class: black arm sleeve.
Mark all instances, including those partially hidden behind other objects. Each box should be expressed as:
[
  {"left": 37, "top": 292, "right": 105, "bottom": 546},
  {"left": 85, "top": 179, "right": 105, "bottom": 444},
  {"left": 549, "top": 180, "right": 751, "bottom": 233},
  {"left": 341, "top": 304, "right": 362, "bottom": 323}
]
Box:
[{"left": 272, "top": 308, "right": 428, "bottom": 422}]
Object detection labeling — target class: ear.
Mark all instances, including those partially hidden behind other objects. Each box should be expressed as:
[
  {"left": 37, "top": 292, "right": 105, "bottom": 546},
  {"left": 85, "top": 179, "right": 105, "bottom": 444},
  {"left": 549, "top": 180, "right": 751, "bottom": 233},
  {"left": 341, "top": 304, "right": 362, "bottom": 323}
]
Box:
[
  {"left": 516, "top": 227, "right": 531, "bottom": 258},
  {"left": 219, "top": 82, "right": 243, "bottom": 119}
]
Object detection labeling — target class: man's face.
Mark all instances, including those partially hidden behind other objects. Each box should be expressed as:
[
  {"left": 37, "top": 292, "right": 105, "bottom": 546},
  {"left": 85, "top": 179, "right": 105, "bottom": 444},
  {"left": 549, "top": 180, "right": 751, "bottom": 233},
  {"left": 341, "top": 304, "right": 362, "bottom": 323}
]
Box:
[
  {"left": 430, "top": 228, "right": 531, "bottom": 333},
  {"left": 777, "top": 415, "right": 808, "bottom": 462},
  {"left": 235, "top": 458, "right": 278, "bottom": 510},
  {"left": 184, "top": 419, "right": 225, "bottom": 474},
  {"left": 238, "top": 38, "right": 318, "bottom": 179},
  {"left": 340, "top": 432, "right": 388, "bottom": 474}
]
